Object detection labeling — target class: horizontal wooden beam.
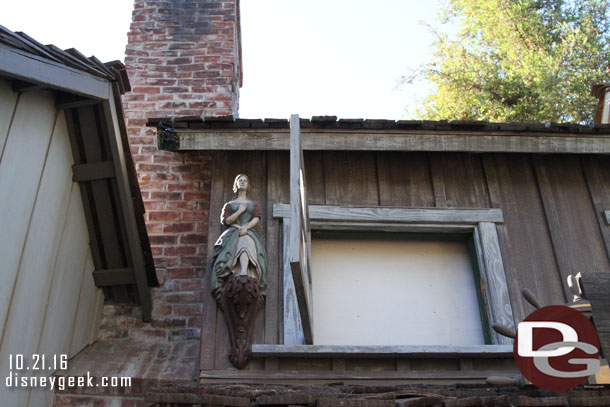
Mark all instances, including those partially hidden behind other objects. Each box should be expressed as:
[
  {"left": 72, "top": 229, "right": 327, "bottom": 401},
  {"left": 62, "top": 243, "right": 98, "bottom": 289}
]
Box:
[
  {"left": 72, "top": 161, "right": 115, "bottom": 182},
  {"left": 92, "top": 268, "right": 135, "bottom": 287},
  {"left": 200, "top": 368, "right": 516, "bottom": 382},
  {"left": 252, "top": 344, "right": 513, "bottom": 359},
  {"left": 11, "top": 79, "right": 44, "bottom": 92},
  {"left": 309, "top": 221, "right": 474, "bottom": 234},
  {"left": 0, "top": 44, "right": 110, "bottom": 99},
  {"left": 273, "top": 204, "right": 503, "bottom": 224},
  {"left": 176, "top": 129, "right": 610, "bottom": 154},
  {"left": 57, "top": 98, "right": 101, "bottom": 110}
]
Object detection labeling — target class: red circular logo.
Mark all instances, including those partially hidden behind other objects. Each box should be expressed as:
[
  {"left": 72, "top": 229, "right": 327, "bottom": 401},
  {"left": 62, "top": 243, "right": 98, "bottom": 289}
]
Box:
[{"left": 514, "top": 305, "right": 600, "bottom": 391}]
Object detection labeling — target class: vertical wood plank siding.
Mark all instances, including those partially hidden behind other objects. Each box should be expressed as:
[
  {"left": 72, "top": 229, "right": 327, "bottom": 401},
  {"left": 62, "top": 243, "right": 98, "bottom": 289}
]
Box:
[
  {"left": 482, "top": 155, "right": 564, "bottom": 323},
  {"left": 534, "top": 156, "right": 610, "bottom": 301},
  {"left": 0, "top": 83, "right": 103, "bottom": 405},
  {"left": 203, "top": 150, "right": 610, "bottom": 372},
  {"left": 0, "top": 90, "right": 57, "bottom": 342},
  {"left": 266, "top": 152, "right": 289, "bottom": 362},
  {"left": 581, "top": 156, "right": 610, "bottom": 262}
]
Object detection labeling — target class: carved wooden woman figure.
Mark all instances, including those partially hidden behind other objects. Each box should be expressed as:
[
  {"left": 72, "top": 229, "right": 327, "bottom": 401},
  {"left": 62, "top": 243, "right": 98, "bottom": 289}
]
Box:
[{"left": 210, "top": 174, "right": 267, "bottom": 368}]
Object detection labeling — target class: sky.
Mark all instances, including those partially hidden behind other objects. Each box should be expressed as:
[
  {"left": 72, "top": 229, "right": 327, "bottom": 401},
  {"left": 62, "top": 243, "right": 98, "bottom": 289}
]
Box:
[{"left": 3, "top": 0, "right": 447, "bottom": 120}]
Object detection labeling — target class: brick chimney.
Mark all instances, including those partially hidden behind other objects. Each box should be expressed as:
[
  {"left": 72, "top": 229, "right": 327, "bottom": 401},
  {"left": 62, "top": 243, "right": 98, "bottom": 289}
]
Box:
[{"left": 109, "top": 0, "right": 242, "bottom": 341}]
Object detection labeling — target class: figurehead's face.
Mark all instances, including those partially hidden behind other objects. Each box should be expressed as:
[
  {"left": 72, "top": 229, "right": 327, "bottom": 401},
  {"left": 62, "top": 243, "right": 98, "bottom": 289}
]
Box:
[
  {"left": 237, "top": 176, "right": 248, "bottom": 190},
  {"left": 233, "top": 174, "right": 251, "bottom": 193}
]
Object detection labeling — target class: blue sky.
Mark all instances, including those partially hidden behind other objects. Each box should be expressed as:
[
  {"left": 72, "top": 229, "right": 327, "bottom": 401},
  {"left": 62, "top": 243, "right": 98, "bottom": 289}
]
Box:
[{"left": 3, "top": 0, "right": 446, "bottom": 119}]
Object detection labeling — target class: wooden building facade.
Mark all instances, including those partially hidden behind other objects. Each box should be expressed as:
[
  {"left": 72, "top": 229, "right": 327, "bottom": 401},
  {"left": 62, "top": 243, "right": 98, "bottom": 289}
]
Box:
[
  {"left": 151, "top": 117, "right": 610, "bottom": 385},
  {"left": 0, "top": 26, "right": 156, "bottom": 406}
]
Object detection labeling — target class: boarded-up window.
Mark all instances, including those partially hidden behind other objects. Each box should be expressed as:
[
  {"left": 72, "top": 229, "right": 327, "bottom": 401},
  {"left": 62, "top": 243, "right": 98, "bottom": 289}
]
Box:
[
  {"left": 282, "top": 114, "right": 513, "bottom": 347},
  {"left": 311, "top": 237, "right": 485, "bottom": 346}
]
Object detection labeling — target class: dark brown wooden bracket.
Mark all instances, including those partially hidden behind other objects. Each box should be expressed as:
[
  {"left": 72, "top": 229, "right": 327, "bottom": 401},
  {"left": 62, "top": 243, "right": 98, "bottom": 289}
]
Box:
[
  {"left": 56, "top": 96, "right": 100, "bottom": 110},
  {"left": 11, "top": 79, "right": 43, "bottom": 93},
  {"left": 220, "top": 275, "right": 263, "bottom": 369},
  {"left": 72, "top": 161, "right": 115, "bottom": 182},
  {"left": 92, "top": 268, "right": 136, "bottom": 287}
]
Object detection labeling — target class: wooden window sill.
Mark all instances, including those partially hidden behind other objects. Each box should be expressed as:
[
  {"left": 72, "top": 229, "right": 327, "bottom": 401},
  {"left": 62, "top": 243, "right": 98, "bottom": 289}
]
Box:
[{"left": 252, "top": 344, "right": 514, "bottom": 359}]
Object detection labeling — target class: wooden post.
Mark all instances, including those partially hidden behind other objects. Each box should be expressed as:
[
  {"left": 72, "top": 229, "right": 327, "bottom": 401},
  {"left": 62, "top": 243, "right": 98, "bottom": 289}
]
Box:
[{"left": 288, "top": 114, "right": 314, "bottom": 344}]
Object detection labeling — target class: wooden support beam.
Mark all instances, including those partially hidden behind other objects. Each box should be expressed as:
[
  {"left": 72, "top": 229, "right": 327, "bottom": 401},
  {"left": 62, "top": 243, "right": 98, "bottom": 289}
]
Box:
[
  {"left": 200, "top": 368, "right": 515, "bottom": 381},
  {"left": 251, "top": 344, "right": 514, "bottom": 359},
  {"left": 76, "top": 104, "right": 130, "bottom": 303},
  {"left": 175, "top": 129, "right": 610, "bottom": 154},
  {"left": 273, "top": 204, "right": 504, "bottom": 224},
  {"left": 283, "top": 219, "right": 305, "bottom": 345},
  {"left": 103, "top": 85, "right": 153, "bottom": 322},
  {"left": 72, "top": 161, "right": 115, "bottom": 182},
  {"left": 11, "top": 79, "right": 44, "bottom": 93},
  {"left": 475, "top": 222, "right": 514, "bottom": 344},
  {"left": 57, "top": 97, "right": 100, "bottom": 110},
  {"left": 288, "top": 114, "right": 313, "bottom": 344},
  {"left": 92, "top": 268, "right": 135, "bottom": 286},
  {"left": 63, "top": 109, "right": 105, "bottom": 275}
]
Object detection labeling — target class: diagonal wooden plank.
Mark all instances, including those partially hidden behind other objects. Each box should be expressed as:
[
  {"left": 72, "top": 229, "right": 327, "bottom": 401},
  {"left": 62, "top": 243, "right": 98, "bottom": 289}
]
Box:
[
  {"left": 476, "top": 222, "right": 514, "bottom": 345},
  {"left": 37, "top": 185, "right": 90, "bottom": 369},
  {"left": 103, "top": 90, "right": 152, "bottom": 319},
  {"left": 581, "top": 156, "right": 610, "bottom": 263},
  {"left": 534, "top": 156, "right": 610, "bottom": 302}
]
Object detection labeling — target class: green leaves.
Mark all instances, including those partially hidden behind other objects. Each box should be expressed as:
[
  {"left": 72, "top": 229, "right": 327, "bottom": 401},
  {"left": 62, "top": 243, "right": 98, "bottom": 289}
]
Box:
[{"left": 407, "top": 0, "right": 610, "bottom": 123}]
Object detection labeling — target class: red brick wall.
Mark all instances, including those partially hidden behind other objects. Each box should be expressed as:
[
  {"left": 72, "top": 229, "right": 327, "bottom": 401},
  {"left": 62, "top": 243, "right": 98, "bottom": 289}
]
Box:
[{"left": 107, "top": 0, "right": 241, "bottom": 341}]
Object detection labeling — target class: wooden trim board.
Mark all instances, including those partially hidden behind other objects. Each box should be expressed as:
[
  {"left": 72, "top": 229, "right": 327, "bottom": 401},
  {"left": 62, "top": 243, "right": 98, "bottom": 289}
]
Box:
[
  {"left": 274, "top": 204, "right": 514, "bottom": 346},
  {"left": 288, "top": 115, "right": 313, "bottom": 344},
  {"left": 283, "top": 218, "right": 306, "bottom": 345},
  {"left": 200, "top": 369, "right": 515, "bottom": 382},
  {"left": 176, "top": 129, "right": 610, "bottom": 154},
  {"left": 0, "top": 44, "right": 110, "bottom": 100},
  {"left": 252, "top": 344, "right": 513, "bottom": 358},
  {"left": 273, "top": 204, "right": 504, "bottom": 224},
  {"left": 476, "top": 223, "right": 513, "bottom": 345}
]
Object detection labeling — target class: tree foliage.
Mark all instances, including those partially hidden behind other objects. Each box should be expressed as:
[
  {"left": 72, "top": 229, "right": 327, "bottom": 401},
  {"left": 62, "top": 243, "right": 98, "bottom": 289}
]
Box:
[{"left": 405, "top": 0, "right": 610, "bottom": 123}]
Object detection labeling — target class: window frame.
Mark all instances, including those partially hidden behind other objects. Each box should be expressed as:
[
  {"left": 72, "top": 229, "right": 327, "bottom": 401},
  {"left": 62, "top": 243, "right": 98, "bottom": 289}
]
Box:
[{"left": 271, "top": 203, "right": 514, "bottom": 351}]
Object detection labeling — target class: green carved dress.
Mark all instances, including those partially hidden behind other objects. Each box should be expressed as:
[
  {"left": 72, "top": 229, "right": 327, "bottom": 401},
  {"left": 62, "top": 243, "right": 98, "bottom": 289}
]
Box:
[{"left": 210, "top": 202, "right": 267, "bottom": 302}]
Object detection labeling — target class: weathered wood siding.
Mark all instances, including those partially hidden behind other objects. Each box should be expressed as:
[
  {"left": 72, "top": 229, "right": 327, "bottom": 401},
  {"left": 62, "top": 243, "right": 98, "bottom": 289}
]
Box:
[
  {"left": 202, "top": 150, "right": 610, "bottom": 379},
  {"left": 0, "top": 81, "right": 103, "bottom": 406}
]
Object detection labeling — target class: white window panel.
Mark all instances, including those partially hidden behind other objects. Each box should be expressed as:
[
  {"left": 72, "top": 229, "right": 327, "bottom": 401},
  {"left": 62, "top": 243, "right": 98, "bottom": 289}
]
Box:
[{"left": 311, "top": 239, "right": 485, "bottom": 346}]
